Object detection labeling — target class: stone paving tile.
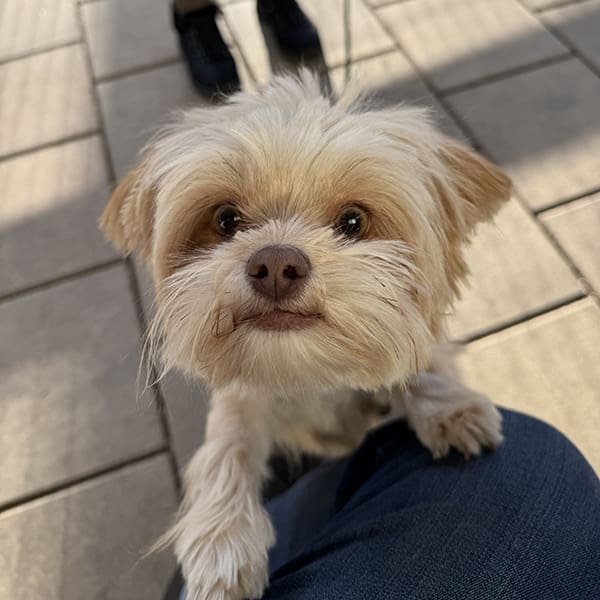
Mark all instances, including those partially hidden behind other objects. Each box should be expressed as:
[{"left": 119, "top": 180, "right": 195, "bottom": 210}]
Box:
[
  {"left": 447, "top": 199, "right": 581, "bottom": 340},
  {"left": 0, "top": 136, "right": 117, "bottom": 296},
  {"left": 329, "top": 51, "right": 465, "bottom": 140},
  {"left": 446, "top": 58, "right": 600, "bottom": 211},
  {"left": 98, "top": 62, "right": 202, "bottom": 178},
  {"left": 544, "top": 0, "right": 600, "bottom": 71},
  {"left": 222, "top": 1, "right": 328, "bottom": 87},
  {"left": 82, "top": 0, "right": 179, "bottom": 80},
  {"left": 520, "top": 0, "right": 568, "bottom": 10},
  {"left": 220, "top": 0, "right": 301, "bottom": 85},
  {"left": 0, "top": 0, "right": 80, "bottom": 62},
  {"left": 98, "top": 54, "right": 252, "bottom": 178},
  {"left": 454, "top": 299, "right": 600, "bottom": 473},
  {"left": 301, "top": 0, "right": 395, "bottom": 65},
  {"left": 223, "top": 0, "right": 394, "bottom": 85},
  {"left": 0, "top": 266, "right": 164, "bottom": 507},
  {"left": 0, "top": 45, "right": 98, "bottom": 159},
  {"left": 0, "top": 455, "right": 177, "bottom": 600},
  {"left": 161, "top": 375, "right": 209, "bottom": 471},
  {"left": 133, "top": 260, "right": 156, "bottom": 320},
  {"left": 364, "top": 0, "right": 400, "bottom": 7},
  {"left": 214, "top": 9, "right": 238, "bottom": 48},
  {"left": 541, "top": 192, "right": 600, "bottom": 294},
  {"left": 376, "top": 0, "right": 567, "bottom": 91}
]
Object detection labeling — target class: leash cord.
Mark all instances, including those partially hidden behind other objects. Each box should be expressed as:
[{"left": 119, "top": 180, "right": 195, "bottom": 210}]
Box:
[{"left": 343, "top": 0, "right": 352, "bottom": 87}]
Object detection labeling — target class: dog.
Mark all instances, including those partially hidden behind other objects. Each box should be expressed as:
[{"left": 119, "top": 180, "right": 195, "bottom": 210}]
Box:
[{"left": 100, "top": 70, "right": 510, "bottom": 600}]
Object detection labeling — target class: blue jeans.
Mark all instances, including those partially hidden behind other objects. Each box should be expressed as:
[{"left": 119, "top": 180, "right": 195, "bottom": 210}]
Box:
[{"left": 183, "top": 410, "right": 600, "bottom": 599}]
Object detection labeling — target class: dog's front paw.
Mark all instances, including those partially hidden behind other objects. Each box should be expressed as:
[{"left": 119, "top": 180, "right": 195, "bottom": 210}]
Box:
[
  {"left": 183, "top": 549, "right": 268, "bottom": 600},
  {"left": 416, "top": 395, "right": 503, "bottom": 460},
  {"left": 174, "top": 500, "right": 274, "bottom": 600}
]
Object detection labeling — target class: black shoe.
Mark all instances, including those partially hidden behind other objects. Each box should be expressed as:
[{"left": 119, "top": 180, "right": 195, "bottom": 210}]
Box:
[
  {"left": 173, "top": 3, "right": 240, "bottom": 96},
  {"left": 257, "top": 0, "right": 321, "bottom": 59}
]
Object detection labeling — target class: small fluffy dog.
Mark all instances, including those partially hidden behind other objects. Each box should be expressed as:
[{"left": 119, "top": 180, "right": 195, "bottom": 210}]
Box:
[{"left": 101, "top": 71, "right": 510, "bottom": 600}]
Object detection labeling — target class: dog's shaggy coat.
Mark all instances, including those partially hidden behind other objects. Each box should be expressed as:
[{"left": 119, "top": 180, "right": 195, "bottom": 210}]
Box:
[{"left": 101, "top": 71, "right": 511, "bottom": 600}]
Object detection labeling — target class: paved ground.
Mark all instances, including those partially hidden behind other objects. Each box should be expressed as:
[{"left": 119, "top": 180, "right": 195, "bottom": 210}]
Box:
[{"left": 1, "top": 0, "right": 599, "bottom": 598}]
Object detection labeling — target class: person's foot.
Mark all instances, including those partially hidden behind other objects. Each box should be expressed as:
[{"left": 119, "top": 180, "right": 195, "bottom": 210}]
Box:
[
  {"left": 257, "top": 0, "right": 321, "bottom": 59},
  {"left": 173, "top": 3, "right": 240, "bottom": 96}
]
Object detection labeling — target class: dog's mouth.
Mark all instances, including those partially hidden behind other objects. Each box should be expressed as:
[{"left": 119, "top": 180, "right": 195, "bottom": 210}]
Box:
[{"left": 240, "top": 310, "right": 321, "bottom": 331}]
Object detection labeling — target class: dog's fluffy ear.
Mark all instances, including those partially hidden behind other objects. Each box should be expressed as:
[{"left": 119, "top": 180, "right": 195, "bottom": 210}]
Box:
[
  {"left": 99, "top": 160, "right": 155, "bottom": 259},
  {"left": 436, "top": 137, "right": 512, "bottom": 233}
]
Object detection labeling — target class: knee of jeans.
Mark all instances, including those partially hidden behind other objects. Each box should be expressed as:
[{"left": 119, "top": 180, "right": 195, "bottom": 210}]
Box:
[{"left": 500, "top": 409, "right": 596, "bottom": 485}]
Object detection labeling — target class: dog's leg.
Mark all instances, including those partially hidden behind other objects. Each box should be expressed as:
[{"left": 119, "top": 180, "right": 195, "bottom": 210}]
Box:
[
  {"left": 170, "top": 384, "right": 274, "bottom": 600},
  {"left": 403, "top": 372, "right": 503, "bottom": 460}
]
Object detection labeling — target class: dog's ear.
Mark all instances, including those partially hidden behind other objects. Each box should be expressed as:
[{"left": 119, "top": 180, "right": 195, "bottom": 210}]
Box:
[
  {"left": 99, "top": 160, "right": 155, "bottom": 259},
  {"left": 436, "top": 137, "right": 512, "bottom": 232}
]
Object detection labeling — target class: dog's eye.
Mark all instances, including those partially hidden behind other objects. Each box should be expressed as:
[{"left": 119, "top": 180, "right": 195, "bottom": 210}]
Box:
[
  {"left": 214, "top": 205, "right": 242, "bottom": 237},
  {"left": 334, "top": 205, "right": 369, "bottom": 239}
]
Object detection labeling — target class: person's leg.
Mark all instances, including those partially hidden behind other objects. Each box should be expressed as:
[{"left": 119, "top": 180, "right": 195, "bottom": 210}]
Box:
[
  {"left": 257, "top": 0, "right": 321, "bottom": 59},
  {"left": 264, "top": 410, "right": 600, "bottom": 599},
  {"left": 172, "top": 1, "right": 240, "bottom": 95},
  {"left": 174, "top": 0, "right": 212, "bottom": 11}
]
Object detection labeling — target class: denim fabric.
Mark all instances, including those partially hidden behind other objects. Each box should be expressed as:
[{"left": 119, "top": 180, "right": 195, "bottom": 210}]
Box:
[{"left": 182, "top": 410, "right": 600, "bottom": 599}]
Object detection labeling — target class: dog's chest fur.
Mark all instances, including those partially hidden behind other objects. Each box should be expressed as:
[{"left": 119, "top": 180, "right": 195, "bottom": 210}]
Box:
[{"left": 268, "top": 386, "right": 402, "bottom": 457}]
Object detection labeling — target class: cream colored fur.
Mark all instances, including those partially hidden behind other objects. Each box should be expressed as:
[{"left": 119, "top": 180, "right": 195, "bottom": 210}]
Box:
[{"left": 100, "top": 71, "right": 511, "bottom": 600}]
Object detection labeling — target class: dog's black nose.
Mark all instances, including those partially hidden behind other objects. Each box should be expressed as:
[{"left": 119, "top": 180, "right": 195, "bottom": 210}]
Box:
[{"left": 246, "top": 245, "right": 311, "bottom": 300}]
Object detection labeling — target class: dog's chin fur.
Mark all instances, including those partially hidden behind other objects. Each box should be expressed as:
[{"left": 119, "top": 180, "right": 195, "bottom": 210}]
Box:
[{"left": 101, "top": 70, "right": 511, "bottom": 600}]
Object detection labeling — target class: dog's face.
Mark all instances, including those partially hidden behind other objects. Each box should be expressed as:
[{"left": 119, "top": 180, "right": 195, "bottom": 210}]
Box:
[{"left": 101, "top": 73, "right": 510, "bottom": 397}]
